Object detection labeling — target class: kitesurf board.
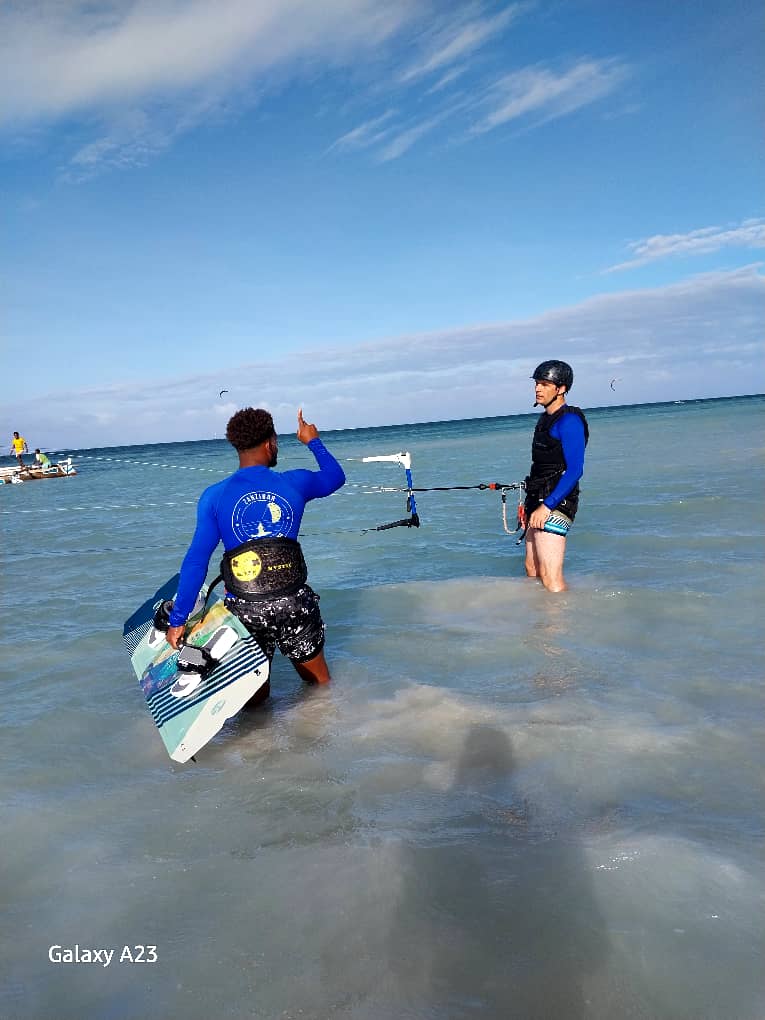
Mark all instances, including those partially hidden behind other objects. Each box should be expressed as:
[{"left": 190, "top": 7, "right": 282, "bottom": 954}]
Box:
[{"left": 123, "top": 574, "right": 269, "bottom": 763}]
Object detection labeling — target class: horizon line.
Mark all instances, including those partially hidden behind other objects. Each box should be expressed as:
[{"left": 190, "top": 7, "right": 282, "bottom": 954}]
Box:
[{"left": 16, "top": 392, "right": 763, "bottom": 456}]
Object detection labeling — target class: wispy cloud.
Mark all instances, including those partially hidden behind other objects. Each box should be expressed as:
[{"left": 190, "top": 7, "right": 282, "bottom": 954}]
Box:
[
  {"left": 398, "top": 3, "right": 526, "bottom": 84},
  {"left": 376, "top": 112, "right": 453, "bottom": 162},
  {"left": 327, "top": 109, "right": 398, "bottom": 154},
  {"left": 62, "top": 87, "right": 232, "bottom": 180},
  {"left": 64, "top": 109, "right": 166, "bottom": 179},
  {"left": 470, "top": 58, "right": 629, "bottom": 134},
  {"left": 425, "top": 65, "right": 470, "bottom": 95},
  {"left": 604, "top": 218, "right": 765, "bottom": 272},
  {"left": 8, "top": 266, "right": 764, "bottom": 448},
  {"left": 332, "top": 52, "right": 628, "bottom": 163},
  {"left": 0, "top": 0, "right": 420, "bottom": 173},
  {"left": 3, "top": 2, "right": 629, "bottom": 172},
  {"left": 0, "top": 1, "right": 417, "bottom": 124}
]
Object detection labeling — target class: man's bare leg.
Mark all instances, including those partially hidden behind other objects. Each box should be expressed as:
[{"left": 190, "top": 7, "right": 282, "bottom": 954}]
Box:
[
  {"left": 292, "top": 649, "right": 331, "bottom": 684},
  {"left": 525, "top": 528, "right": 567, "bottom": 592},
  {"left": 525, "top": 530, "right": 540, "bottom": 578}
]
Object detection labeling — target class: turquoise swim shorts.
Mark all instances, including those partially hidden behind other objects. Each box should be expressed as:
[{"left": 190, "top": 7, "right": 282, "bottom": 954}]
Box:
[{"left": 543, "top": 510, "right": 572, "bottom": 536}]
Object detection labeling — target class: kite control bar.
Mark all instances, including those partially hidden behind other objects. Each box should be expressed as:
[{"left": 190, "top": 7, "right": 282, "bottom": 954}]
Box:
[
  {"left": 362, "top": 452, "right": 420, "bottom": 531},
  {"left": 355, "top": 452, "right": 527, "bottom": 541},
  {"left": 358, "top": 461, "right": 528, "bottom": 541}
]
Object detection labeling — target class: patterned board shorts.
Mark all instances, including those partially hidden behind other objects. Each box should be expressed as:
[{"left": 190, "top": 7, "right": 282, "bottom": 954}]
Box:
[
  {"left": 225, "top": 585, "right": 325, "bottom": 664},
  {"left": 542, "top": 510, "right": 572, "bottom": 536}
]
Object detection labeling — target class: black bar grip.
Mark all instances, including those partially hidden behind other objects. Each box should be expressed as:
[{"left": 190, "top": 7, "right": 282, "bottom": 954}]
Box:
[{"left": 376, "top": 514, "right": 420, "bottom": 531}]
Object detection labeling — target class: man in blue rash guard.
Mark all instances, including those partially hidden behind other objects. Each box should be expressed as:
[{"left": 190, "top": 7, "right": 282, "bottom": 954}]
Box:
[
  {"left": 524, "top": 360, "right": 589, "bottom": 592},
  {"left": 165, "top": 407, "right": 345, "bottom": 691}
]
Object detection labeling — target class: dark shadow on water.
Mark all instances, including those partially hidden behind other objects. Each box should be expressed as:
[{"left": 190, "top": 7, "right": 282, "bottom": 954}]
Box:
[{"left": 385, "top": 723, "right": 607, "bottom": 1019}]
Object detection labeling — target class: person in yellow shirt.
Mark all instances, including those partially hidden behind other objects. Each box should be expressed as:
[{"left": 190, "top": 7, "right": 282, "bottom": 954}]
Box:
[{"left": 10, "top": 431, "right": 28, "bottom": 467}]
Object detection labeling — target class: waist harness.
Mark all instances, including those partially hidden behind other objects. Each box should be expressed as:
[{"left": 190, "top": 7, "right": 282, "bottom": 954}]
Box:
[{"left": 220, "top": 537, "right": 308, "bottom": 602}]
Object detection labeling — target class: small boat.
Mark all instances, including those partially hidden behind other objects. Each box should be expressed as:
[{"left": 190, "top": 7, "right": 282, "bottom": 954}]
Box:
[{"left": 1, "top": 458, "right": 77, "bottom": 484}]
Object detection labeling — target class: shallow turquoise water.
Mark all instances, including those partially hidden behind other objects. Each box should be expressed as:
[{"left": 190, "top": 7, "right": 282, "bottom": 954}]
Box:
[{"left": 2, "top": 396, "right": 764, "bottom": 1019}]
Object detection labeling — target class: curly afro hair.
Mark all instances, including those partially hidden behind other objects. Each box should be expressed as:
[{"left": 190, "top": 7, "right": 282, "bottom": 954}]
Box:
[{"left": 225, "top": 408, "right": 275, "bottom": 451}]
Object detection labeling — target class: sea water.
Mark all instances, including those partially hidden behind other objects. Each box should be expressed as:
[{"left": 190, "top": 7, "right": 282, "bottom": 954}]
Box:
[{"left": 1, "top": 396, "right": 763, "bottom": 1020}]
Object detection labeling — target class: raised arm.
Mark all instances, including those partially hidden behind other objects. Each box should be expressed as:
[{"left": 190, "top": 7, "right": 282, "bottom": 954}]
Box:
[{"left": 293, "top": 408, "right": 345, "bottom": 497}]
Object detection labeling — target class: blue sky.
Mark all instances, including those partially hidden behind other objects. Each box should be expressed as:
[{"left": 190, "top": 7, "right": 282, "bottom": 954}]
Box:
[{"left": 2, "top": 0, "right": 763, "bottom": 449}]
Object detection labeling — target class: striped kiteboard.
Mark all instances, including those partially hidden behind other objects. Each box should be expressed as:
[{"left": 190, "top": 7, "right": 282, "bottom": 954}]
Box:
[{"left": 123, "top": 574, "right": 269, "bottom": 763}]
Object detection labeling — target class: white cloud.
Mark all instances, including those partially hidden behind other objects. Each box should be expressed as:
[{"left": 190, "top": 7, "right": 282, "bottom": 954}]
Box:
[
  {"left": 4, "top": 2, "right": 628, "bottom": 172},
  {"left": 605, "top": 218, "right": 765, "bottom": 273},
  {"left": 398, "top": 3, "right": 525, "bottom": 84},
  {"left": 0, "top": 1, "right": 418, "bottom": 125},
  {"left": 376, "top": 112, "right": 451, "bottom": 161},
  {"left": 471, "top": 58, "right": 629, "bottom": 134},
  {"left": 65, "top": 108, "right": 163, "bottom": 178},
  {"left": 0, "top": 0, "right": 421, "bottom": 175},
  {"left": 425, "top": 65, "right": 470, "bottom": 95},
  {"left": 8, "top": 266, "right": 763, "bottom": 449},
  {"left": 327, "top": 6, "right": 629, "bottom": 162},
  {"left": 333, "top": 53, "right": 630, "bottom": 162},
  {"left": 327, "top": 109, "right": 398, "bottom": 154}
]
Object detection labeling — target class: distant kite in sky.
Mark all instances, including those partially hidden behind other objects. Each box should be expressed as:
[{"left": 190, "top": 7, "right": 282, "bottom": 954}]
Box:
[
  {"left": 219, "top": 389, "right": 229, "bottom": 398},
  {"left": 610, "top": 378, "right": 621, "bottom": 391}
]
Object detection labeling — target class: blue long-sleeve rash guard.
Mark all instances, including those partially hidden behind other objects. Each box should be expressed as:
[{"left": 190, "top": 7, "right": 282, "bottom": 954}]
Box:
[
  {"left": 169, "top": 438, "right": 345, "bottom": 626},
  {"left": 543, "top": 411, "right": 586, "bottom": 510}
]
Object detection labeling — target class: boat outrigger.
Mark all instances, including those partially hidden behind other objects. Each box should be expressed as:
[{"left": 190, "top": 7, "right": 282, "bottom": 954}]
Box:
[{"left": 1, "top": 458, "right": 77, "bottom": 484}]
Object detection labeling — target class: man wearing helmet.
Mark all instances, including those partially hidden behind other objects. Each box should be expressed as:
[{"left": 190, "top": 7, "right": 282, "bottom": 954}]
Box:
[{"left": 524, "top": 360, "right": 589, "bottom": 591}]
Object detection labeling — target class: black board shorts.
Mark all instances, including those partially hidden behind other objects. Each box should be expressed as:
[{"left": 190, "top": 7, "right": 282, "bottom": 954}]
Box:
[{"left": 225, "top": 585, "right": 325, "bottom": 664}]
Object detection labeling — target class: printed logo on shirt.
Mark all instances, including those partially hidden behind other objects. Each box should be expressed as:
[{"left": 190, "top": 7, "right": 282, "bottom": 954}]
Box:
[{"left": 231, "top": 491, "right": 294, "bottom": 542}]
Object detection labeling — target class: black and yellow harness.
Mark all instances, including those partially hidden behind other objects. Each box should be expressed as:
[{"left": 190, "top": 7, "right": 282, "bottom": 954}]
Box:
[{"left": 215, "top": 537, "right": 308, "bottom": 602}]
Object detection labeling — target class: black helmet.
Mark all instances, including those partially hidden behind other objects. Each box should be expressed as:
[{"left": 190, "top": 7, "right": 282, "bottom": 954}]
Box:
[{"left": 532, "top": 360, "right": 573, "bottom": 391}]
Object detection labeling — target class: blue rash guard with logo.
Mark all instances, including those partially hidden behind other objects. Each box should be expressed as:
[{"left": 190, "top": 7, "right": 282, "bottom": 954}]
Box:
[{"left": 169, "top": 438, "right": 345, "bottom": 626}]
